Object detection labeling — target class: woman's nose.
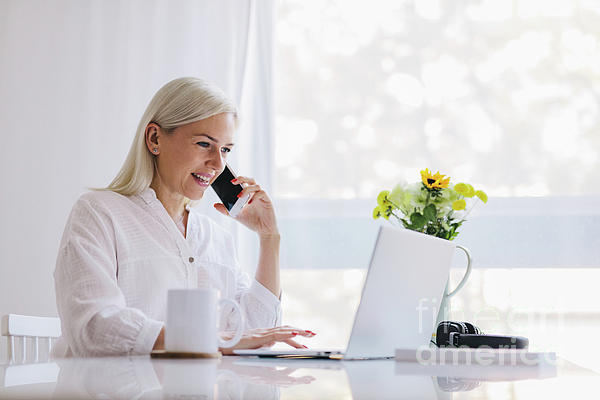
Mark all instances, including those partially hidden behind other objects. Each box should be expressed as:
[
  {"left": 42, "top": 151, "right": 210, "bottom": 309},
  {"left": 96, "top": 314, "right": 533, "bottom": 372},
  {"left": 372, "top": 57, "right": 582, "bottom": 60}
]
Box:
[{"left": 207, "top": 149, "right": 225, "bottom": 170}]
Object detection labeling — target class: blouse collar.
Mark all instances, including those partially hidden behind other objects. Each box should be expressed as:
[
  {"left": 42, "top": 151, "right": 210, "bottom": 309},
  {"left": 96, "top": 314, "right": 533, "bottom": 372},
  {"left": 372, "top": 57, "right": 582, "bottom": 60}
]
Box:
[
  {"left": 139, "top": 187, "right": 158, "bottom": 205},
  {"left": 137, "top": 187, "right": 194, "bottom": 244},
  {"left": 139, "top": 187, "right": 191, "bottom": 212}
]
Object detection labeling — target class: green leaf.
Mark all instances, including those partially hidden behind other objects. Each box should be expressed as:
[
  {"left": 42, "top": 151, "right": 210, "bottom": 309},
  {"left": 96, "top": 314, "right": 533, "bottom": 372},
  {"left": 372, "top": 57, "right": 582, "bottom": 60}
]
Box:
[
  {"left": 423, "top": 204, "right": 437, "bottom": 221},
  {"left": 410, "top": 212, "right": 427, "bottom": 230}
]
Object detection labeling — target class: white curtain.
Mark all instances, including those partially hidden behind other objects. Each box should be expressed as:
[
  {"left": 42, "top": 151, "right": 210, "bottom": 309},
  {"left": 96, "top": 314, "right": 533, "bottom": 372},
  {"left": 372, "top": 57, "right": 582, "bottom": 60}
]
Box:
[{"left": 0, "top": 0, "right": 274, "bottom": 349}]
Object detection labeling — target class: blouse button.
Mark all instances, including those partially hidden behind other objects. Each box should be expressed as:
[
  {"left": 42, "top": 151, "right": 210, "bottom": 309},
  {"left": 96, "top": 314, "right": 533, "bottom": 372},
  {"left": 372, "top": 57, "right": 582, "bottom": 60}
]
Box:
[{"left": 188, "top": 257, "right": 195, "bottom": 263}]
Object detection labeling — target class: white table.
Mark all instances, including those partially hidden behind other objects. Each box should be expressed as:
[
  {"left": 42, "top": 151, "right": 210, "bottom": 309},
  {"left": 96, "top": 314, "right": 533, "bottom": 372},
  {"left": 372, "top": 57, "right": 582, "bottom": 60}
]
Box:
[{"left": 0, "top": 354, "right": 597, "bottom": 399}]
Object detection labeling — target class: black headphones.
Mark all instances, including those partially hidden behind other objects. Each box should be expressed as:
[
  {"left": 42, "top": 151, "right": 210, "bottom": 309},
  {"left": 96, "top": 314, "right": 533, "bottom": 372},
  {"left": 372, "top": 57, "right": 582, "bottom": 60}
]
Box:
[{"left": 435, "top": 321, "right": 529, "bottom": 349}]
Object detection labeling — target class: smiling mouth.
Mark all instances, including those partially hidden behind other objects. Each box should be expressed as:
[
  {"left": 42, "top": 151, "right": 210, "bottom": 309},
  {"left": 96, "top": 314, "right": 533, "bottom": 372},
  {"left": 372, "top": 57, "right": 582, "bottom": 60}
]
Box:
[{"left": 191, "top": 172, "right": 211, "bottom": 184}]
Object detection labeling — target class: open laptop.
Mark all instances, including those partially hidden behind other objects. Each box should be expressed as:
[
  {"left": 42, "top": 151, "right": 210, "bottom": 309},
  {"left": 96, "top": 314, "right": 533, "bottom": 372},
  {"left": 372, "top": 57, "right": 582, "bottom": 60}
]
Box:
[{"left": 234, "top": 225, "right": 455, "bottom": 360}]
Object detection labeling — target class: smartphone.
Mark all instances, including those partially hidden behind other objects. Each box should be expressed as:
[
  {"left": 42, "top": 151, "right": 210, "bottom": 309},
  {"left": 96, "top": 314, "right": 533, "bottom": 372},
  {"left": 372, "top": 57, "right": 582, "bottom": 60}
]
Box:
[{"left": 211, "top": 164, "right": 250, "bottom": 218}]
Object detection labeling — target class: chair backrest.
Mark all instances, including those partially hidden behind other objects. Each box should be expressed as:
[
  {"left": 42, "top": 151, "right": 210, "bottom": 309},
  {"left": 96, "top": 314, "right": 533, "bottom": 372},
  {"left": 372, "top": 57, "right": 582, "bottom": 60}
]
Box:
[{"left": 1, "top": 314, "right": 61, "bottom": 363}]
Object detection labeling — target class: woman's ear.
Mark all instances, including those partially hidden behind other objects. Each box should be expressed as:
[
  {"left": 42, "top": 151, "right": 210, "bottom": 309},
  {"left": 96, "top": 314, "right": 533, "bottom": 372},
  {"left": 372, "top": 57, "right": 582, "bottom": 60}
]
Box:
[{"left": 145, "top": 123, "right": 161, "bottom": 154}]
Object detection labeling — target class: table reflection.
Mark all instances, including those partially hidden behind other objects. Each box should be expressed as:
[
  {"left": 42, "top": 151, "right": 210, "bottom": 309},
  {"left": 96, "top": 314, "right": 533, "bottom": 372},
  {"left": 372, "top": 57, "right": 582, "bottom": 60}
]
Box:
[
  {"left": 0, "top": 354, "right": 565, "bottom": 400},
  {"left": 49, "top": 356, "right": 317, "bottom": 399}
]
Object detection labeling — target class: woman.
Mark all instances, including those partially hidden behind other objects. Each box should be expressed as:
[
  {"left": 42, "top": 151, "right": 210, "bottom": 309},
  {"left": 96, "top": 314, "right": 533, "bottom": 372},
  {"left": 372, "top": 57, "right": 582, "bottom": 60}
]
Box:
[{"left": 52, "top": 77, "right": 314, "bottom": 357}]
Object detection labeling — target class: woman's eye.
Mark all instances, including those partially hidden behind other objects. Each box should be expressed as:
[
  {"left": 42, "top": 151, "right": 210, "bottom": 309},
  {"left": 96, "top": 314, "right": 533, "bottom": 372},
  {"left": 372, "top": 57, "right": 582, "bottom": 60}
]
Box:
[{"left": 196, "top": 142, "right": 231, "bottom": 154}]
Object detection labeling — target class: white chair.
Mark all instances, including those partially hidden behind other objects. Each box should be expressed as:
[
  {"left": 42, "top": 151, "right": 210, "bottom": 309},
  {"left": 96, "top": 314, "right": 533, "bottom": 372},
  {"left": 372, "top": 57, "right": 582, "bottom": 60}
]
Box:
[{"left": 1, "top": 314, "right": 61, "bottom": 363}]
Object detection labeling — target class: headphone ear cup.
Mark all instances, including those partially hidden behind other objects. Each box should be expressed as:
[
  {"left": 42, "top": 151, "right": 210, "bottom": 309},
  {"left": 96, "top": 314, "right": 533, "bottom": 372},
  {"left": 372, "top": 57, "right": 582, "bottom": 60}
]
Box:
[
  {"left": 462, "top": 322, "right": 481, "bottom": 335},
  {"left": 450, "top": 322, "right": 464, "bottom": 334},
  {"left": 436, "top": 321, "right": 461, "bottom": 347}
]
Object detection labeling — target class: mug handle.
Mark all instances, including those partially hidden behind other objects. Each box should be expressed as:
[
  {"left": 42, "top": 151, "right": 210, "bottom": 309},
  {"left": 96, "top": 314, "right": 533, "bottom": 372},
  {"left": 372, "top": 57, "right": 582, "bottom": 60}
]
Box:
[
  {"left": 217, "top": 298, "right": 244, "bottom": 348},
  {"left": 446, "top": 245, "right": 472, "bottom": 298}
]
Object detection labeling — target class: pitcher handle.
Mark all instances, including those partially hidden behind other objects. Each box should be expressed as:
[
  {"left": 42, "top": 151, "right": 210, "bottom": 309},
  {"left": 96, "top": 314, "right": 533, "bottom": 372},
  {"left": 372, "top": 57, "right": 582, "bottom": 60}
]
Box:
[{"left": 446, "top": 245, "right": 472, "bottom": 298}]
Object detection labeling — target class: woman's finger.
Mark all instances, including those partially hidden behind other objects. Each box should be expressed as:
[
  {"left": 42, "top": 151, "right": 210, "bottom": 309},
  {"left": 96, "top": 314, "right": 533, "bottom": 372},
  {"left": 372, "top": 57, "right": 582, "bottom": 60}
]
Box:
[
  {"left": 270, "top": 331, "right": 300, "bottom": 341},
  {"left": 263, "top": 325, "right": 294, "bottom": 331},
  {"left": 237, "top": 185, "right": 262, "bottom": 200},
  {"left": 283, "top": 338, "right": 307, "bottom": 349},
  {"left": 260, "top": 327, "right": 314, "bottom": 337},
  {"left": 213, "top": 203, "right": 230, "bottom": 216},
  {"left": 247, "top": 190, "right": 270, "bottom": 205},
  {"left": 231, "top": 176, "right": 256, "bottom": 186},
  {"left": 260, "top": 325, "right": 296, "bottom": 332}
]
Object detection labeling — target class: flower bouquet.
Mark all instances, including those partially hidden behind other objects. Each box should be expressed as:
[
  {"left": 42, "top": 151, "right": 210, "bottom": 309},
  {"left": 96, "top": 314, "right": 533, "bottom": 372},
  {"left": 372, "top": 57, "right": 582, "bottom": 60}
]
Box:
[{"left": 372, "top": 169, "right": 487, "bottom": 241}]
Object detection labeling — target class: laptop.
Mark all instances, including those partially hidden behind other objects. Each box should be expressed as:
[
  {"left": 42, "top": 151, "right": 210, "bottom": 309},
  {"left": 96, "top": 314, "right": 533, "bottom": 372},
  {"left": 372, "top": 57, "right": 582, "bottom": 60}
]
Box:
[{"left": 234, "top": 225, "right": 455, "bottom": 360}]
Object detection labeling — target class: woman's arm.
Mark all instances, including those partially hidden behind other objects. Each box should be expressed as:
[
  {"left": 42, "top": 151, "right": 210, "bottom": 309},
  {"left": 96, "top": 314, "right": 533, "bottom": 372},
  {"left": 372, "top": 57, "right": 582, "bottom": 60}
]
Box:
[
  {"left": 55, "top": 195, "right": 163, "bottom": 356},
  {"left": 153, "top": 327, "right": 165, "bottom": 350},
  {"left": 255, "top": 234, "right": 281, "bottom": 298},
  {"left": 213, "top": 176, "right": 281, "bottom": 297}
]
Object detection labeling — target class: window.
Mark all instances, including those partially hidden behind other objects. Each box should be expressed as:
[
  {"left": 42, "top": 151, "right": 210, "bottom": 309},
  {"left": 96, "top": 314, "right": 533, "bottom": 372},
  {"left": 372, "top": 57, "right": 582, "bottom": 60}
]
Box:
[
  {"left": 272, "top": 0, "right": 600, "bottom": 370},
  {"left": 273, "top": 0, "right": 600, "bottom": 269},
  {"left": 274, "top": 0, "right": 600, "bottom": 200}
]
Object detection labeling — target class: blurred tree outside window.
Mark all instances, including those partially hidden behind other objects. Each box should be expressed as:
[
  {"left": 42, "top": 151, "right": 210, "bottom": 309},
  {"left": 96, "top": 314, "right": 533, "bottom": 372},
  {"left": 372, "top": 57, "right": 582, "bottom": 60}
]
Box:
[{"left": 274, "top": 0, "right": 600, "bottom": 199}]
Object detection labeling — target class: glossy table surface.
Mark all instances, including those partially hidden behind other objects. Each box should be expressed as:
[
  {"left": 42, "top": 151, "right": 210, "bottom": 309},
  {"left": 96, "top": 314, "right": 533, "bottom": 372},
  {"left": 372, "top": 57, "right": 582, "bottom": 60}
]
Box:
[{"left": 0, "top": 354, "right": 598, "bottom": 399}]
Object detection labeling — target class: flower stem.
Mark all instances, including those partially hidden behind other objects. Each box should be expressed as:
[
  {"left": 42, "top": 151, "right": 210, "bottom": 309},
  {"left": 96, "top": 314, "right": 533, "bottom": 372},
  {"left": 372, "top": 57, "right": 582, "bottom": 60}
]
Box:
[
  {"left": 391, "top": 213, "right": 404, "bottom": 226},
  {"left": 387, "top": 198, "right": 401, "bottom": 209},
  {"left": 460, "top": 198, "right": 480, "bottom": 222}
]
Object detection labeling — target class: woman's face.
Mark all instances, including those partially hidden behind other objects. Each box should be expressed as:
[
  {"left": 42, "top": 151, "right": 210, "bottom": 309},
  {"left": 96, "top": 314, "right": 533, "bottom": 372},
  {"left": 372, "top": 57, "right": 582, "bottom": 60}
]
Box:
[{"left": 149, "top": 112, "right": 236, "bottom": 200}]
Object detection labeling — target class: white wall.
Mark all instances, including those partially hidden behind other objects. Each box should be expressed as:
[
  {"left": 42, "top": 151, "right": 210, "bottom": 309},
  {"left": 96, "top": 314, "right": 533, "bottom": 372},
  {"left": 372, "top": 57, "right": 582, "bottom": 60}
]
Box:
[{"left": 0, "top": 0, "right": 261, "bottom": 361}]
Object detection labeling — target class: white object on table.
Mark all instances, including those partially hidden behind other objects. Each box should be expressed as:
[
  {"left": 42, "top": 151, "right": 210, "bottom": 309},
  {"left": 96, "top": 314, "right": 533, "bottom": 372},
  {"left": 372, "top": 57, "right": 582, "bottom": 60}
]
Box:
[
  {"left": 166, "top": 288, "right": 244, "bottom": 354},
  {"left": 395, "top": 347, "right": 557, "bottom": 366}
]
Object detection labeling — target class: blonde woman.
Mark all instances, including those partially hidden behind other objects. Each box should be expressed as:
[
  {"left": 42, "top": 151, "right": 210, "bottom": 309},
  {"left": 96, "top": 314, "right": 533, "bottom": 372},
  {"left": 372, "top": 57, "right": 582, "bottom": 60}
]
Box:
[{"left": 52, "top": 77, "right": 314, "bottom": 357}]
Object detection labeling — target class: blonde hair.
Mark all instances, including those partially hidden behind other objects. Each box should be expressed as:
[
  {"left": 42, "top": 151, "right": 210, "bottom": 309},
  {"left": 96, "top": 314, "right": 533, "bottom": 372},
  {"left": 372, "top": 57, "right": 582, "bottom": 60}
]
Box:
[{"left": 100, "top": 77, "right": 238, "bottom": 196}]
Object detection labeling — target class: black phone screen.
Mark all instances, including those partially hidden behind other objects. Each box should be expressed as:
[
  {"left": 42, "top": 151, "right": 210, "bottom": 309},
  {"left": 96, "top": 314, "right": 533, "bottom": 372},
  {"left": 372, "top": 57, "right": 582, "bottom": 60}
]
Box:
[{"left": 211, "top": 166, "right": 243, "bottom": 211}]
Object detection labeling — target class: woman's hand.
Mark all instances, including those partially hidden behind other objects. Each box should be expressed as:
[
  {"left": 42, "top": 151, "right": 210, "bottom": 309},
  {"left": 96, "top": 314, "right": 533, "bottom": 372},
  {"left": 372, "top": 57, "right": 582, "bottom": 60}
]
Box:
[
  {"left": 213, "top": 176, "right": 278, "bottom": 238},
  {"left": 219, "top": 326, "right": 316, "bottom": 355}
]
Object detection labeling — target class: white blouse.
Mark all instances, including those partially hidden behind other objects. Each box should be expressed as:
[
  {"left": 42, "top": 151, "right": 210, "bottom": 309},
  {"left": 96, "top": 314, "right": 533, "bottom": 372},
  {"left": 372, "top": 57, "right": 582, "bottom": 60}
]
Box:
[{"left": 52, "top": 188, "right": 281, "bottom": 357}]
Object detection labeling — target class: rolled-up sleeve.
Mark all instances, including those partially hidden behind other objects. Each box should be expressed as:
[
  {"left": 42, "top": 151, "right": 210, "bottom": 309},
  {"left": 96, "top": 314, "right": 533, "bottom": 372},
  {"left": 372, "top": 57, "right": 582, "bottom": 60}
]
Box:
[
  {"left": 234, "top": 269, "right": 282, "bottom": 330},
  {"left": 54, "top": 197, "right": 163, "bottom": 357}
]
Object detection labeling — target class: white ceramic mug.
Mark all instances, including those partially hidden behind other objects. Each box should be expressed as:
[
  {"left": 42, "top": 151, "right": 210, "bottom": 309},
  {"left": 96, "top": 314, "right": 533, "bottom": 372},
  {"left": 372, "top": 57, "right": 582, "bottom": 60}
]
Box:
[{"left": 165, "top": 288, "right": 244, "bottom": 353}]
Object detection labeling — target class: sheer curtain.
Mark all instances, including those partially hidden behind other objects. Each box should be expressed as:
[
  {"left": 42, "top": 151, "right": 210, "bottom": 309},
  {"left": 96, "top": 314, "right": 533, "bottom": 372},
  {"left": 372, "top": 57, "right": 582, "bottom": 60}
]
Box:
[{"left": 0, "top": 0, "right": 273, "bottom": 360}]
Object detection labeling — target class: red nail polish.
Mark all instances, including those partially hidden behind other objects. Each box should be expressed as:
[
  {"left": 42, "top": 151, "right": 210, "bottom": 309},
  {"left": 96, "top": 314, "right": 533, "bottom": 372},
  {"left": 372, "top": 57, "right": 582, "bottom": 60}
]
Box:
[
  {"left": 292, "top": 332, "right": 298, "bottom": 336},
  {"left": 302, "top": 345, "right": 308, "bottom": 349},
  {"left": 237, "top": 193, "right": 241, "bottom": 198}
]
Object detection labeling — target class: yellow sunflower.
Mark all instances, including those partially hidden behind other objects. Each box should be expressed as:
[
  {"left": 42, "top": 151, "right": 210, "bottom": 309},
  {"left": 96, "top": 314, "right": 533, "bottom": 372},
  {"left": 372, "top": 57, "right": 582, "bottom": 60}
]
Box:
[{"left": 420, "top": 168, "right": 451, "bottom": 189}]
